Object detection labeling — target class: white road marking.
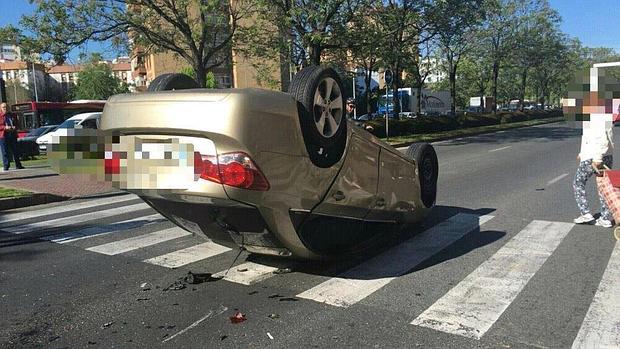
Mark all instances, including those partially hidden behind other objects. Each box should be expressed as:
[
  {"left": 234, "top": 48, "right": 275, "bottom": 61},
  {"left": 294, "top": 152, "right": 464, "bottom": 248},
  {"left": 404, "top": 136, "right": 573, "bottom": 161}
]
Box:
[
  {"left": 411, "top": 220, "right": 574, "bottom": 339},
  {"left": 144, "top": 241, "right": 231, "bottom": 268},
  {"left": 571, "top": 242, "right": 620, "bottom": 349},
  {"left": 296, "top": 213, "right": 494, "bottom": 307},
  {"left": 162, "top": 305, "right": 228, "bottom": 343},
  {"left": 48, "top": 214, "right": 166, "bottom": 244},
  {"left": 489, "top": 146, "right": 512, "bottom": 152},
  {"left": 0, "top": 194, "right": 137, "bottom": 228},
  {"left": 86, "top": 227, "right": 191, "bottom": 255},
  {"left": 4, "top": 203, "right": 150, "bottom": 235},
  {"left": 547, "top": 173, "right": 569, "bottom": 186},
  {"left": 213, "top": 262, "right": 279, "bottom": 285}
]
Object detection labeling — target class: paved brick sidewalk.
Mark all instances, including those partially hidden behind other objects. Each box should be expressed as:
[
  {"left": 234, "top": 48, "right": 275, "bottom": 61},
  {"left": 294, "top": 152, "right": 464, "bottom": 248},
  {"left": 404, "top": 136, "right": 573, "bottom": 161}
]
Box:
[{"left": 0, "top": 165, "right": 119, "bottom": 199}]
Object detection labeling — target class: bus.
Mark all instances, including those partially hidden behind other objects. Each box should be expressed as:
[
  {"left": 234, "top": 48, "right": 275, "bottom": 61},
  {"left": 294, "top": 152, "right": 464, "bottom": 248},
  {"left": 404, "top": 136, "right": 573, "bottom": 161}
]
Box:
[{"left": 11, "top": 101, "right": 105, "bottom": 137}]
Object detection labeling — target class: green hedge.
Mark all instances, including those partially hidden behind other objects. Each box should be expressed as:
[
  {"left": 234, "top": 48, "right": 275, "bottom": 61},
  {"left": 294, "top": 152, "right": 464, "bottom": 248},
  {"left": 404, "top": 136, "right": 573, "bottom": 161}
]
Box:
[{"left": 363, "top": 110, "right": 563, "bottom": 138}]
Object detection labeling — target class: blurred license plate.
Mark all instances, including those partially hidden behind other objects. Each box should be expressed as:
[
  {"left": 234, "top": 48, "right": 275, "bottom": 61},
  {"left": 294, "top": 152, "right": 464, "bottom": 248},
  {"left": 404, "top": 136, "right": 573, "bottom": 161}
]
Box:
[{"left": 116, "top": 138, "right": 195, "bottom": 190}]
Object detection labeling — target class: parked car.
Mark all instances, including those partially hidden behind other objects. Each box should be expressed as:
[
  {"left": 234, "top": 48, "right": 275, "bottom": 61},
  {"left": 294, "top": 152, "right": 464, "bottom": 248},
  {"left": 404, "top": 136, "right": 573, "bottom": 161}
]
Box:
[
  {"left": 56, "top": 67, "right": 439, "bottom": 260},
  {"left": 18, "top": 125, "right": 58, "bottom": 158},
  {"left": 37, "top": 112, "right": 101, "bottom": 153},
  {"left": 465, "top": 106, "right": 483, "bottom": 115}
]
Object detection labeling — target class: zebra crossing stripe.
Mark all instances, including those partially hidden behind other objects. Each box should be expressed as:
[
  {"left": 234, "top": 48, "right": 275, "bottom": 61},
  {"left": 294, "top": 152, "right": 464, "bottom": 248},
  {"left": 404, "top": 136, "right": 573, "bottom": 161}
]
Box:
[
  {"left": 296, "top": 213, "right": 494, "bottom": 307},
  {"left": 144, "top": 241, "right": 232, "bottom": 268},
  {"left": 4, "top": 203, "right": 151, "bottom": 235},
  {"left": 86, "top": 227, "right": 192, "bottom": 255},
  {"left": 0, "top": 194, "right": 137, "bottom": 228},
  {"left": 571, "top": 242, "right": 620, "bottom": 349},
  {"left": 212, "top": 262, "right": 279, "bottom": 285},
  {"left": 48, "top": 214, "right": 166, "bottom": 244},
  {"left": 411, "top": 220, "right": 574, "bottom": 339}
]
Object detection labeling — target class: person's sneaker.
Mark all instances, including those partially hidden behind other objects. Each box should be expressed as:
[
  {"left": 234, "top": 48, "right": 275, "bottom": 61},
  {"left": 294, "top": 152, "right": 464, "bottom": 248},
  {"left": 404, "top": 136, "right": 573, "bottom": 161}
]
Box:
[
  {"left": 574, "top": 213, "right": 595, "bottom": 224},
  {"left": 595, "top": 217, "right": 613, "bottom": 228}
]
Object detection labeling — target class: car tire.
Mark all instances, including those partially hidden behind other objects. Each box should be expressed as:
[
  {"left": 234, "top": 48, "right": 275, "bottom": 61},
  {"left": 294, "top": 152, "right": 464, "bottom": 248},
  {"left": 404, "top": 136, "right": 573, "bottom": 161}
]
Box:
[
  {"left": 289, "top": 66, "right": 347, "bottom": 167},
  {"left": 406, "top": 142, "right": 438, "bottom": 208},
  {"left": 147, "top": 73, "right": 200, "bottom": 92}
]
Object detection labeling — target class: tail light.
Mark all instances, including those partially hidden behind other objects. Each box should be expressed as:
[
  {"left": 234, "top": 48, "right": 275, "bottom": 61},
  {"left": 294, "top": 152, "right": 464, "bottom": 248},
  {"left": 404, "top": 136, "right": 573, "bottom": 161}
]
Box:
[
  {"left": 194, "top": 151, "right": 269, "bottom": 191},
  {"left": 104, "top": 151, "right": 123, "bottom": 175}
]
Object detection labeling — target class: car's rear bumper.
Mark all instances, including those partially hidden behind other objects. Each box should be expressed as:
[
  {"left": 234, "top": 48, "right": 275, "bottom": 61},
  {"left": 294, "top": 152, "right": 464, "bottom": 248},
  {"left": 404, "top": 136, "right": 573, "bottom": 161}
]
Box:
[{"left": 140, "top": 194, "right": 293, "bottom": 257}]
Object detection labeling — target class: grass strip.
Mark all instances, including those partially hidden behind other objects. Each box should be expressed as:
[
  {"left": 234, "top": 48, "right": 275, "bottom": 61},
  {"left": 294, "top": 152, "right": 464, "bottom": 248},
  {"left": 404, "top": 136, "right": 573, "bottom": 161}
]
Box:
[
  {"left": 21, "top": 155, "right": 50, "bottom": 167},
  {"left": 0, "top": 186, "right": 33, "bottom": 199},
  {"left": 382, "top": 116, "right": 564, "bottom": 146}
]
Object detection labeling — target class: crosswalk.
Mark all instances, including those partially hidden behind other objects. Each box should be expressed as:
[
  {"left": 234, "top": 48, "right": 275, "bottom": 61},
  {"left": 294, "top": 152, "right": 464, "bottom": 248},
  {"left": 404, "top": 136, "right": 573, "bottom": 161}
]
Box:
[{"left": 1, "top": 194, "right": 619, "bottom": 347}]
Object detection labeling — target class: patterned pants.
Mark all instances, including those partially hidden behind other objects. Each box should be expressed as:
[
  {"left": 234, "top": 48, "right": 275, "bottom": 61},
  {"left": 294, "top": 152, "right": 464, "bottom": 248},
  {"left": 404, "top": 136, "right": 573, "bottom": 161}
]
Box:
[{"left": 573, "top": 155, "right": 614, "bottom": 220}]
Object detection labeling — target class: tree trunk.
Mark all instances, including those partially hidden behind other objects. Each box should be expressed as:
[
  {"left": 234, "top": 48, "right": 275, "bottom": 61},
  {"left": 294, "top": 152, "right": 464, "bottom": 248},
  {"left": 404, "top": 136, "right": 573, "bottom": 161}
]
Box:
[
  {"left": 365, "top": 69, "right": 372, "bottom": 114},
  {"left": 492, "top": 61, "right": 499, "bottom": 113},
  {"left": 194, "top": 64, "right": 207, "bottom": 88},
  {"left": 416, "top": 85, "right": 422, "bottom": 115},
  {"left": 519, "top": 68, "right": 527, "bottom": 112},
  {"left": 450, "top": 67, "right": 457, "bottom": 114},
  {"left": 309, "top": 44, "right": 322, "bottom": 66}
]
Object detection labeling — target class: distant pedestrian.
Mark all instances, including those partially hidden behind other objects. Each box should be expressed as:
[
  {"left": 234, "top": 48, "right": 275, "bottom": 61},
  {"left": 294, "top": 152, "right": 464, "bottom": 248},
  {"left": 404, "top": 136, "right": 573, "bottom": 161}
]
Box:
[
  {"left": 346, "top": 98, "right": 356, "bottom": 119},
  {"left": 572, "top": 91, "right": 614, "bottom": 227},
  {"left": 0, "top": 103, "right": 24, "bottom": 171}
]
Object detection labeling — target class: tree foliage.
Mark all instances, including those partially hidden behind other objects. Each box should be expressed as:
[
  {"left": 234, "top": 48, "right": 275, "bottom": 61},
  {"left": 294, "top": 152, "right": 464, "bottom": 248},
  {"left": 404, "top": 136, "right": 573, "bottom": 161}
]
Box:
[
  {"left": 17, "top": 0, "right": 255, "bottom": 87},
  {"left": 72, "top": 61, "right": 128, "bottom": 100}
]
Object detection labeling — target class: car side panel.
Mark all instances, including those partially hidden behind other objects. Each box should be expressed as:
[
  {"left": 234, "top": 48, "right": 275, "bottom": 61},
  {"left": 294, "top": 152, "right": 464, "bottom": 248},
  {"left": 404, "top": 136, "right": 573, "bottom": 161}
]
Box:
[
  {"left": 312, "top": 134, "right": 379, "bottom": 218},
  {"left": 365, "top": 148, "right": 421, "bottom": 223}
]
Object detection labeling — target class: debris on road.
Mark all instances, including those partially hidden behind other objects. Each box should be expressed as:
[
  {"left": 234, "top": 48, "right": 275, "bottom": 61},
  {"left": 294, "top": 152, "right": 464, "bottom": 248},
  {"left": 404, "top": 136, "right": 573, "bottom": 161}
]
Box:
[
  {"left": 220, "top": 335, "right": 228, "bottom": 341},
  {"left": 101, "top": 321, "right": 114, "bottom": 329},
  {"left": 268, "top": 294, "right": 283, "bottom": 299},
  {"left": 140, "top": 282, "right": 151, "bottom": 291},
  {"left": 248, "top": 290, "right": 259, "bottom": 295},
  {"left": 185, "top": 271, "right": 221, "bottom": 284},
  {"left": 267, "top": 332, "right": 274, "bottom": 340},
  {"left": 136, "top": 297, "right": 150, "bottom": 301},
  {"left": 273, "top": 268, "right": 292, "bottom": 274},
  {"left": 163, "top": 280, "right": 186, "bottom": 292},
  {"left": 230, "top": 311, "right": 247, "bottom": 324},
  {"left": 279, "top": 297, "right": 299, "bottom": 302},
  {"left": 267, "top": 313, "right": 280, "bottom": 319},
  {"left": 237, "top": 267, "right": 249, "bottom": 272}
]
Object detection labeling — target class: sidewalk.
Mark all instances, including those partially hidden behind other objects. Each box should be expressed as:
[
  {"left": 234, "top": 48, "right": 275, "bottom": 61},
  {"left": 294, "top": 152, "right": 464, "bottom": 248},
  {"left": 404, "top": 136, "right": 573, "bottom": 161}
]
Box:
[{"left": 0, "top": 164, "right": 121, "bottom": 210}]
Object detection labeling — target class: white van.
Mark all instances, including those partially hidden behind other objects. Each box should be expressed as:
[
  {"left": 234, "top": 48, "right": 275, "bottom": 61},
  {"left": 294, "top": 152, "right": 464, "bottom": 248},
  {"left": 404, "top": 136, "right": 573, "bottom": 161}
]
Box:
[{"left": 36, "top": 112, "right": 101, "bottom": 153}]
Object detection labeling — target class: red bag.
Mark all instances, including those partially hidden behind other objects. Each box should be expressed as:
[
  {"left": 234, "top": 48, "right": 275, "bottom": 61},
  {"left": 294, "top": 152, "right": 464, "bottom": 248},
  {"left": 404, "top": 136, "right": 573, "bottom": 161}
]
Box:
[{"left": 596, "top": 170, "right": 620, "bottom": 223}]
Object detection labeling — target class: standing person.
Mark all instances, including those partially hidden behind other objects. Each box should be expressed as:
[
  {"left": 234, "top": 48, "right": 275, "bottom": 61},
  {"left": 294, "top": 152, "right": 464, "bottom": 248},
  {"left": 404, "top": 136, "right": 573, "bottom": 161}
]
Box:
[
  {"left": 572, "top": 92, "right": 614, "bottom": 227},
  {"left": 0, "top": 103, "right": 24, "bottom": 171},
  {"left": 346, "top": 98, "right": 356, "bottom": 119}
]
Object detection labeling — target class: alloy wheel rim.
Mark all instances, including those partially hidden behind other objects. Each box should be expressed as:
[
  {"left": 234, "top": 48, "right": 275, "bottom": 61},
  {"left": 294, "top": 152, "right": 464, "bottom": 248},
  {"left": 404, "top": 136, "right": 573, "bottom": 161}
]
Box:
[{"left": 313, "top": 77, "right": 343, "bottom": 138}]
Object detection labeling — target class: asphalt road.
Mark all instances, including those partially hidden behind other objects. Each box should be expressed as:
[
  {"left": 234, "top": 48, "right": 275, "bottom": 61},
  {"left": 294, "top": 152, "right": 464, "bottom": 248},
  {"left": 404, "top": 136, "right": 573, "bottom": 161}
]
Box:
[{"left": 1, "top": 121, "right": 619, "bottom": 349}]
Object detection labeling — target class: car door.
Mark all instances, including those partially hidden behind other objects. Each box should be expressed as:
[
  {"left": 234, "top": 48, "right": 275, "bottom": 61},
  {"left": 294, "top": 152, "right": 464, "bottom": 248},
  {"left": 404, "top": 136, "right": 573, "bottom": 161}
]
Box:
[
  {"left": 312, "top": 134, "right": 379, "bottom": 219},
  {"left": 364, "top": 147, "right": 419, "bottom": 223}
]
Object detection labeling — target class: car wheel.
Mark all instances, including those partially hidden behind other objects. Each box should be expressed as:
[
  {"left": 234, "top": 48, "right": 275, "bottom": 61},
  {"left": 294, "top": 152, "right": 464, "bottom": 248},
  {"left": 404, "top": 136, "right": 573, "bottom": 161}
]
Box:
[
  {"left": 147, "top": 73, "right": 200, "bottom": 92},
  {"left": 289, "top": 66, "right": 348, "bottom": 167},
  {"left": 406, "top": 143, "right": 438, "bottom": 208}
]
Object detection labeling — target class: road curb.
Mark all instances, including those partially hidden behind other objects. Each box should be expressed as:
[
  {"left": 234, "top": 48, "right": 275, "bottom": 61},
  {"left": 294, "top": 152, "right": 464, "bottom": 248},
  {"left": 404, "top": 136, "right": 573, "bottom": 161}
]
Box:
[{"left": 0, "top": 193, "right": 68, "bottom": 211}]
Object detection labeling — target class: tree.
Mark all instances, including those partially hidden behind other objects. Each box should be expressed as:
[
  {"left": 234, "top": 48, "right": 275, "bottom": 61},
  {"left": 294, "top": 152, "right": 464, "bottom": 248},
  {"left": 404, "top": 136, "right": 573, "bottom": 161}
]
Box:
[
  {"left": 377, "top": 0, "right": 437, "bottom": 114},
  {"left": 435, "top": 0, "right": 485, "bottom": 113},
  {"left": 72, "top": 61, "right": 128, "bottom": 100},
  {"left": 17, "top": 0, "right": 254, "bottom": 87},
  {"left": 482, "top": 0, "right": 520, "bottom": 112}
]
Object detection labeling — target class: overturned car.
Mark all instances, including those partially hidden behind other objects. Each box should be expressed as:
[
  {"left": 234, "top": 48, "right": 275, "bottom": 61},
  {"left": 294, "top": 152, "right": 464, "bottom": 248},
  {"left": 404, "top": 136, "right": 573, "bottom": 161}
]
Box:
[{"left": 93, "top": 66, "right": 438, "bottom": 260}]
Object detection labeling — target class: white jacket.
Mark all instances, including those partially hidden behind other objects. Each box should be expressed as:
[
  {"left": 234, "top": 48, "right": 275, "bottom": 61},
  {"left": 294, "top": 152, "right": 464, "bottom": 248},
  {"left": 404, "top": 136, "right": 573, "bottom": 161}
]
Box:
[{"left": 579, "top": 114, "right": 614, "bottom": 162}]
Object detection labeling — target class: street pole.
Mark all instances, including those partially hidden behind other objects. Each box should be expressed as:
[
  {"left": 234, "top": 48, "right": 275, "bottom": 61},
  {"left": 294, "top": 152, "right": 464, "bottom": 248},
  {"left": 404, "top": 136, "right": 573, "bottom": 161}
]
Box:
[
  {"left": 385, "top": 85, "right": 389, "bottom": 142},
  {"left": 352, "top": 75, "right": 357, "bottom": 119},
  {"left": 31, "top": 62, "right": 39, "bottom": 102}
]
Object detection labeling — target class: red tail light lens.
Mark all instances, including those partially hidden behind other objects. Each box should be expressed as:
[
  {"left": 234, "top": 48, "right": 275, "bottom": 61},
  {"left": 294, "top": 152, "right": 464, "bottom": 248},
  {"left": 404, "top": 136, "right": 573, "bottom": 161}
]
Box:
[
  {"left": 104, "top": 151, "right": 122, "bottom": 174},
  {"left": 194, "top": 151, "right": 269, "bottom": 191}
]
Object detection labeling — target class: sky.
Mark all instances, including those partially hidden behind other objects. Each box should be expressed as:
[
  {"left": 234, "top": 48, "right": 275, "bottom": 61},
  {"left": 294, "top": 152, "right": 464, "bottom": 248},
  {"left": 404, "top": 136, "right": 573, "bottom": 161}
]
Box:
[{"left": 0, "top": 0, "right": 619, "bottom": 61}]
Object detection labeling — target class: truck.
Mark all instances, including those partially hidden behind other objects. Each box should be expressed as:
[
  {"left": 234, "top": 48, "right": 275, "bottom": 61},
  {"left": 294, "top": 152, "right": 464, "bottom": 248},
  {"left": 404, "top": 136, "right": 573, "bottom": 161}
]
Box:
[
  {"left": 469, "top": 96, "right": 494, "bottom": 112},
  {"left": 377, "top": 88, "right": 451, "bottom": 117}
]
